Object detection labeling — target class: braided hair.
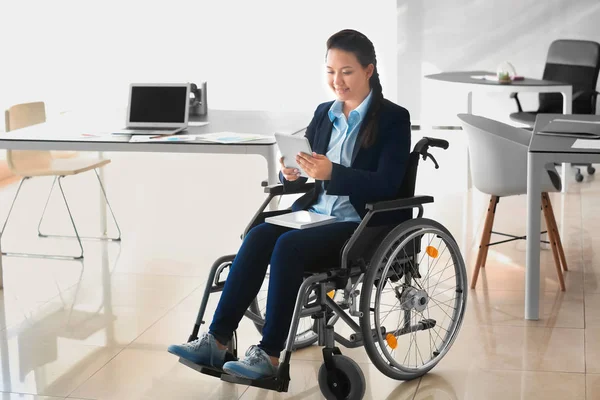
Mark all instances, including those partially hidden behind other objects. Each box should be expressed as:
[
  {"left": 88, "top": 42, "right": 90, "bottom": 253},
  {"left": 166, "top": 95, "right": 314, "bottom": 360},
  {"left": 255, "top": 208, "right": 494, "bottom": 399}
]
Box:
[{"left": 326, "top": 29, "right": 384, "bottom": 148}]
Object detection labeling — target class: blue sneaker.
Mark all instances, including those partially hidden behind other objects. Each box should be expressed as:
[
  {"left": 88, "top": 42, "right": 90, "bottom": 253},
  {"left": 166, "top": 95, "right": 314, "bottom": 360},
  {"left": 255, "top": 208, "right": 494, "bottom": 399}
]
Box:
[
  {"left": 222, "top": 345, "right": 278, "bottom": 380},
  {"left": 167, "top": 332, "right": 226, "bottom": 369}
]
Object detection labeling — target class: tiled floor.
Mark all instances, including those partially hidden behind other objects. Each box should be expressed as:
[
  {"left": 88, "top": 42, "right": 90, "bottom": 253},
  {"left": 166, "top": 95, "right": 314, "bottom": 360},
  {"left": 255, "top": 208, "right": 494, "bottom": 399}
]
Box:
[{"left": 0, "top": 150, "right": 597, "bottom": 399}]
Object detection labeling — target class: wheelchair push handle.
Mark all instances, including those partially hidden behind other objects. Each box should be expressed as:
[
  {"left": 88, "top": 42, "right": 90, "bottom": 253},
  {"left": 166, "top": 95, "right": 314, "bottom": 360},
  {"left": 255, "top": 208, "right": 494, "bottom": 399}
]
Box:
[{"left": 413, "top": 137, "right": 449, "bottom": 170}]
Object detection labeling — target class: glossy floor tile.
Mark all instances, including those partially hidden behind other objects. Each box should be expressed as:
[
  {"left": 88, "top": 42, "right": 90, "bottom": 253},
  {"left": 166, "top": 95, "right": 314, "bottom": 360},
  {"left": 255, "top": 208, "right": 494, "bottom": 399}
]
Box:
[{"left": 0, "top": 152, "right": 598, "bottom": 398}]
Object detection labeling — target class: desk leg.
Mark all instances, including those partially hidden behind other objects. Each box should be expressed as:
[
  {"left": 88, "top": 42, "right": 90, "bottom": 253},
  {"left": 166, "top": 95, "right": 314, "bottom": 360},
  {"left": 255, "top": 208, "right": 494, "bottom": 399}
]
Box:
[
  {"left": 526, "top": 152, "right": 544, "bottom": 320},
  {"left": 561, "top": 90, "right": 573, "bottom": 193},
  {"left": 257, "top": 145, "right": 280, "bottom": 211},
  {"left": 0, "top": 252, "right": 3, "bottom": 290},
  {"left": 466, "top": 92, "right": 473, "bottom": 190},
  {"left": 266, "top": 146, "right": 279, "bottom": 186},
  {"left": 99, "top": 152, "right": 108, "bottom": 235}
]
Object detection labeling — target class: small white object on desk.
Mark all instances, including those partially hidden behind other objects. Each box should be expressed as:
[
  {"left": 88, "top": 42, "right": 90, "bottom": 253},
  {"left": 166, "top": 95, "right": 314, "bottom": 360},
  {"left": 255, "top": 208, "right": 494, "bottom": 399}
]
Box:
[
  {"left": 188, "top": 121, "right": 210, "bottom": 127},
  {"left": 265, "top": 211, "right": 337, "bottom": 229},
  {"left": 572, "top": 139, "right": 600, "bottom": 149}
]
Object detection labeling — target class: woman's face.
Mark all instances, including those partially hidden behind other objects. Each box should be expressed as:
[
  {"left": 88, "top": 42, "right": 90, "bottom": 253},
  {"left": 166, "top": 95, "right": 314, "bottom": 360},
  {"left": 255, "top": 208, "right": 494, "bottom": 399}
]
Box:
[{"left": 326, "top": 48, "right": 374, "bottom": 103}]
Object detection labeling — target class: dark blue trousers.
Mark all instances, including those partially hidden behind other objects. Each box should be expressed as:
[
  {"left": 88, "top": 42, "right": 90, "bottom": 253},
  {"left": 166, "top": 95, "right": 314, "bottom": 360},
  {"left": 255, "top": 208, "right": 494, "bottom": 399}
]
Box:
[{"left": 209, "top": 221, "right": 359, "bottom": 357}]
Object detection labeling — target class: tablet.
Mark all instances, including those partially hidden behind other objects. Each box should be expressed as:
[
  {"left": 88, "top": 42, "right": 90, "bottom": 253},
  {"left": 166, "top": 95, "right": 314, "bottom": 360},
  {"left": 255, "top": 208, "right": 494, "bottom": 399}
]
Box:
[{"left": 274, "top": 132, "right": 313, "bottom": 178}]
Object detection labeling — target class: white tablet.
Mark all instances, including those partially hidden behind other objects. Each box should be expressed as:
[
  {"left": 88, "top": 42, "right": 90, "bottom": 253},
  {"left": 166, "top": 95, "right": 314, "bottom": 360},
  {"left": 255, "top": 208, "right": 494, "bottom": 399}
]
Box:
[{"left": 274, "top": 132, "right": 313, "bottom": 178}]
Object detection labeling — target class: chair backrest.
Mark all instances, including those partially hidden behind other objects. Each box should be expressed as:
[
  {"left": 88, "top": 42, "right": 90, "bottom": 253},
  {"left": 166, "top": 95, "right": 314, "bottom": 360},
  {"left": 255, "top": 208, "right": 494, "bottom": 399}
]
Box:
[
  {"left": 539, "top": 39, "right": 600, "bottom": 114},
  {"left": 5, "top": 102, "right": 53, "bottom": 173},
  {"left": 457, "top": 114, "right": 560, "bottom": 197}
]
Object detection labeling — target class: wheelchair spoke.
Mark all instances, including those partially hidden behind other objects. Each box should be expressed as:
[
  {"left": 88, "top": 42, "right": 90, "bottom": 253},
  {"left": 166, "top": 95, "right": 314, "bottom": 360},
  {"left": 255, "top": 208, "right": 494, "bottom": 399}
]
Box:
[{"left": 364, "top": 221, "right": 467, "bottom": 378}]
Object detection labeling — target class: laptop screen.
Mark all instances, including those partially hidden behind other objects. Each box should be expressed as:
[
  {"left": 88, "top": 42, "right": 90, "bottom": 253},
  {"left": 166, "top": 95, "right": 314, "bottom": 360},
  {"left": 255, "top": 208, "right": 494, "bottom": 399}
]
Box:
[{"left": 129, "top": 86, "right": 188, "bottom": 124}]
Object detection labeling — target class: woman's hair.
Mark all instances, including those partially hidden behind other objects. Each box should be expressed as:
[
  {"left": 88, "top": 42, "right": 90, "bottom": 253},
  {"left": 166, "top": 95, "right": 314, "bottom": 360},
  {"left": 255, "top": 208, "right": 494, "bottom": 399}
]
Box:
[{"left": 326, "top": 29, "right": 383, "bottom": 148}]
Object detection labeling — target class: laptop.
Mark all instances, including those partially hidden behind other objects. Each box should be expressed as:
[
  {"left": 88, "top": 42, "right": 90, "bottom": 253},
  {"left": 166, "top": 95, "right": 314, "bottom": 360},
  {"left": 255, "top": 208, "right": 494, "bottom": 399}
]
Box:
[{"left": 113, "top": 83, "right": 191, "bottom": 135}]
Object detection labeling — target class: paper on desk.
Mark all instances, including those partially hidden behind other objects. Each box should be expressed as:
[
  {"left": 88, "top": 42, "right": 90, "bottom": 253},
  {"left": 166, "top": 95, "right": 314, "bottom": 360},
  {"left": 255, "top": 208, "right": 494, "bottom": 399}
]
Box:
[
  {"left": 572, "top": 139, "right": 600, "bottom": 149},
  {"left": 195, "top": 132, "right": 270, "bottom": 143},
  {"left": 188, "top": 121, "right": 210, "bottom": 127},
  {"left": 471, "top": 74, "right": 498, "bottom": 81},
  {"left": 129, "top": 135, "right": 197, "bottom": 143}
]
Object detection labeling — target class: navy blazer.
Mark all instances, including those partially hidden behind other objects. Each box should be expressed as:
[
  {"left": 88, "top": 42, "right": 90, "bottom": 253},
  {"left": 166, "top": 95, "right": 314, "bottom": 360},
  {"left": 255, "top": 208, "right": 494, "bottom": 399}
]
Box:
[{"left": 281, "top": 98, "right": 411, "bottom": 220}]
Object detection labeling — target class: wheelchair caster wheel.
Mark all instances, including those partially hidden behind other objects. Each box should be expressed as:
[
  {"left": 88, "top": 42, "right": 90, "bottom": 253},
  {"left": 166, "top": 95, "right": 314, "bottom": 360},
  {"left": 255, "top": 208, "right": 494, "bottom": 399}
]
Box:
[
  {"left": 576, "top": 173, "right": 584, "bottom": 182},
  {"left": 318, "top": 355, "right": 365, "bottom": 400},
  {"left": 588, "top": 166, "right": 596, "bottom": 175}
]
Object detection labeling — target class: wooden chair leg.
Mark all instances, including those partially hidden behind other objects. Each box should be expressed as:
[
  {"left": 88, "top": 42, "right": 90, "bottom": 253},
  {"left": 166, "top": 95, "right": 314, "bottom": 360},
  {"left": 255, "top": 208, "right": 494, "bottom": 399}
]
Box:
[
  {"left": 471, "top": 195, "right": 498, "bottom": 289},
  {"left": 545, "top": 193, "right": 568, "bottom": 272},
  {"left": 542, "top": 192, "right": 566, "bottom": 291}
]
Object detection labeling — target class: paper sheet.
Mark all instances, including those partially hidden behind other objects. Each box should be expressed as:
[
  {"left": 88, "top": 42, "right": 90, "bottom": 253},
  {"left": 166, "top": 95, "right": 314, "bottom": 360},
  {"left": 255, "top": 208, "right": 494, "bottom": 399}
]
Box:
[
  {"left": 470, "top": 74, "right": 498, "bottom": 81},
  {"left": 195, "top": 132, "right": 270, "bottom": 143},
  {"left": 129, "top": 135, "right": 197, "bottom": 143},
  {"left": 572, "top": 139, "right": 600, "bottom": 149}
]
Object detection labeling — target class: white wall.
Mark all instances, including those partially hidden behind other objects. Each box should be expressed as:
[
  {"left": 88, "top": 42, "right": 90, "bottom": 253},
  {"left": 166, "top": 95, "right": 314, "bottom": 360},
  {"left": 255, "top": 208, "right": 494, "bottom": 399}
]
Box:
[
  {"left": 0, "top": 0, "right": 397, "bottom": 128},
  {"left": 397, "top": 0, "right": 600, "bottom": 125}
]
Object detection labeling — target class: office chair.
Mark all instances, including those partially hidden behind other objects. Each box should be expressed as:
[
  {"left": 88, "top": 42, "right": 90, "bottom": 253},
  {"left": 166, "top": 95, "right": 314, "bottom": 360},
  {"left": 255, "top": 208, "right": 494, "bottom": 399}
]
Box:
[
  {"left": 510, "top": 39, "right": 600, "bottom": 182},
  {"left": 458, "top": 113, "right": 568, "bottom": 291},
  {"left": 1, "top": 101, "right": 121, "bottom": 260}
]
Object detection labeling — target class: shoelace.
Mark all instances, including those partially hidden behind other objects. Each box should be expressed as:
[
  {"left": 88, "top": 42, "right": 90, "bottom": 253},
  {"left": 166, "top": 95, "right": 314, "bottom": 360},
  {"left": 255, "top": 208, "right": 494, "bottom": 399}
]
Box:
[
  {"left": 185, "top": 333, "right": 210, "bottom": 351},
  {"left": 243, "top": 345, "right": 266, "bottom": 366}
]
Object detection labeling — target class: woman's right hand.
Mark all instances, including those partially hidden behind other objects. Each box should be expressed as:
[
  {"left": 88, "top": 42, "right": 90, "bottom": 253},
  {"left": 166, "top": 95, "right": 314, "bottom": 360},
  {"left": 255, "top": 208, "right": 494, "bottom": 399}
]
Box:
[{"left": 280, "top": 156, "right": 302, "bottom": 181}]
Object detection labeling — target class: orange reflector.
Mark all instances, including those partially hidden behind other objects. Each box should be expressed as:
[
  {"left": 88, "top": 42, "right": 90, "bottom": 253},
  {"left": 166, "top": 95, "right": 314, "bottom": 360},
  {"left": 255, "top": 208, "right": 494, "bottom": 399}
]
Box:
[
  {"left": 327, "top": 290, "right": 335, "bottom": 299},
  {"left": 386, "top": 333, "right": 398, "bottom": 349},
  {"left": 426, "top": 246, "right": 439, "bottom": 258}
]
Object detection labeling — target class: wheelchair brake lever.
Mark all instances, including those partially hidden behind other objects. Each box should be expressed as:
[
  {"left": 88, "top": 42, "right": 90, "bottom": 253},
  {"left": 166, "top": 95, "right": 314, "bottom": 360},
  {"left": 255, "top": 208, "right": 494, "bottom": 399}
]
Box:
[{"left": 422, "top": 152, "right": 440, "bottom": 169}]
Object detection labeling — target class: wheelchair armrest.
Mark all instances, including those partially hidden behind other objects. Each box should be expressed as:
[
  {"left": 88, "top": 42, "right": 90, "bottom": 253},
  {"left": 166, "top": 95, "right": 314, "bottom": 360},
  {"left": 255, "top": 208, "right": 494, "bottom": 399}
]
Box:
[
  {"left": 510, "top": 92, "right": 523, "bottom": 112},
  {"left": 263, "top": 182, "right": 315, "bottom": 195},
  {"left": 365, "top": 195, "right": 434, "bottom": 212}
]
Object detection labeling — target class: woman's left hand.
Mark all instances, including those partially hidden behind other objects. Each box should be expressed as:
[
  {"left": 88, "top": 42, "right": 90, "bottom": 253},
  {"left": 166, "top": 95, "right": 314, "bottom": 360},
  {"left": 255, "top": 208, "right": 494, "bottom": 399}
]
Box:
[{"left": 296, "top": 152, "right": 333, "bottom": 180}]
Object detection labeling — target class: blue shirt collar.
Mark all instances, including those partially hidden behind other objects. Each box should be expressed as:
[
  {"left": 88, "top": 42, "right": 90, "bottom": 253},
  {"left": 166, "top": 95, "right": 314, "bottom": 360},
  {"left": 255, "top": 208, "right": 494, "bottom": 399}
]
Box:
[{"left": 328, "top": 89, "right": 374, "bottom": 122}]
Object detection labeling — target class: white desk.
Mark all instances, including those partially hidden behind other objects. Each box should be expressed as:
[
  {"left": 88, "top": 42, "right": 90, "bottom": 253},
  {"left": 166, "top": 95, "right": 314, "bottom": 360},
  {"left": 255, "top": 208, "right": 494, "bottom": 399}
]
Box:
[
  {"left": 425, "top": 71, "right": 573, "bottom": 191},
  {"left": 526, "top": 114, "right": 600, "bottom": 320},
  {"left": 0, "top": 109, "right": 310, "bottom": 289}
]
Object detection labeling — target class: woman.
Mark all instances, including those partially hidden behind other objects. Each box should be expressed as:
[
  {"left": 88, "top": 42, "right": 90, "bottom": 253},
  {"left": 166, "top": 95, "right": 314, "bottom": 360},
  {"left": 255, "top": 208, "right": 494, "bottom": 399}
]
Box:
[{"left": 168, "top": 29, "right": 411, "bottom": 380}]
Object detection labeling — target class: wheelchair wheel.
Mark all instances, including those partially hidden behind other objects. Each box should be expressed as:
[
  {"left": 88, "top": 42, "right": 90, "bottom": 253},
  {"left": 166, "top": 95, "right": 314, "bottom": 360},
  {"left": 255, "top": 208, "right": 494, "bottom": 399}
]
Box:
[
  {"left": 318, "top": 354, "right": 366, "bottom": 400},
  {"left": 359, "top": 218, "right": 468, "bottom": 381},
  {"left": 247, "top": 267, "right": 319, "bottom": 350}
]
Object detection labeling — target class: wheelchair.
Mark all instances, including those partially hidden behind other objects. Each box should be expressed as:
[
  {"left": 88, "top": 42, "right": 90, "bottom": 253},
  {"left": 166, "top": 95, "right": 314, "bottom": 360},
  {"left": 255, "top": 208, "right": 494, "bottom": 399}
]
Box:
[{"left": 176, "top": 137, "right": 468, "bottom": 400}]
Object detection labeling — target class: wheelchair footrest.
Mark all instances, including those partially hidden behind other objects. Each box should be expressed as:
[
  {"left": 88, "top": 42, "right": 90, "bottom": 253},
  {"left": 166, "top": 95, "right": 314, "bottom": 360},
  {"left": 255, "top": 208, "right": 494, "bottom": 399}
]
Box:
[
  {"left": 220, "top": 374, "right": 289, "bottom": 392},
  {"left": 178, "top": 357, "right": 231, "bottom": 379}
]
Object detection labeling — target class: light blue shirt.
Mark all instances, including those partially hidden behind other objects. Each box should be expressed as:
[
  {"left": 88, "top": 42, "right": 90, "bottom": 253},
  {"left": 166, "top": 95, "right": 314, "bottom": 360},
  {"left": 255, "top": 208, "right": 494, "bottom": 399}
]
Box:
[{"left": 309, "top": 90, "right": 373, "bottom": 222}]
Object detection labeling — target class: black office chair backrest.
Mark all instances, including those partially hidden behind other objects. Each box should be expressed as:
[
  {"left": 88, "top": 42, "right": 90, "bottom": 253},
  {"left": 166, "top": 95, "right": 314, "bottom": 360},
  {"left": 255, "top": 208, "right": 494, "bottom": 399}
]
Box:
[{"left": 539, "top": 39, "right": 600, "bottom": 114}]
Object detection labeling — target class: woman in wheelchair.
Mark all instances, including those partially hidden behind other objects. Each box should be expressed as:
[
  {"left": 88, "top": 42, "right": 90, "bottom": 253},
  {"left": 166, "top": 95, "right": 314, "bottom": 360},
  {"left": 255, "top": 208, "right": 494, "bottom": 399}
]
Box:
[{"left": 168, "top": 29, "right": 467, "bottom": 399}]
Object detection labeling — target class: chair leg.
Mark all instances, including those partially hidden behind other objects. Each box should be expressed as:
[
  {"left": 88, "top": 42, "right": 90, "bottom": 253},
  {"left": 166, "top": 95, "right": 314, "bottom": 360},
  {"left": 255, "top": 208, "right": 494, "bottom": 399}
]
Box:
[
  {"left": 544, "top": 193, "right": 568, "bottom": 272},
  {"left": 37, "top": 176, "right": 58, "bottom": 236},
  {"left": 541, "top": 193, "right": 565, "bottom": 291},
  {"left": 471, "top": 195, "right": 498, "bottom": 289},
  {"left": 1, "top": 176, "right": 83, "bottom": 260},
  {"left": 38, "top": 169, "right": 122, "bottom": 241}
]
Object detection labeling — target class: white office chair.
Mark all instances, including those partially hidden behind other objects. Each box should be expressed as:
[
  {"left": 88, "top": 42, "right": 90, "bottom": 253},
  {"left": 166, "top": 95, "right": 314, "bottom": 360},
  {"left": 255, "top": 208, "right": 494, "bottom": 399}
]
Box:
[
  {"left": 457, "top": 113, "right": 568, "bottom": 291},
  {"left": 1, "top": 101, "right": 121, "bottom": 260}
]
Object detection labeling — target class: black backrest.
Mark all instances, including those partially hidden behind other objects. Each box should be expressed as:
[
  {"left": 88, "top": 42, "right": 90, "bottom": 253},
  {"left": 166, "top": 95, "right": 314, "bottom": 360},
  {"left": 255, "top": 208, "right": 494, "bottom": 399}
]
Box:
[
  {"left": 539, "top": 39, "right": 600, "bottom": 114},
  {"left": 396, "top": 151, "right": 420, "bottom": 199}
]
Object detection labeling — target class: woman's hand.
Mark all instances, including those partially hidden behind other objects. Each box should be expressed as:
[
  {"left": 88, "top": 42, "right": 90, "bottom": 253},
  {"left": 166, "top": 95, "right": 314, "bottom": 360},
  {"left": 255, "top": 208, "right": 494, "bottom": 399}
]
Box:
[
  {"left": 296, "top": 152, "right": 333, "bottom": 180},
  {"left": 280, "top": 156, "right": 302, "bottom": 181}
]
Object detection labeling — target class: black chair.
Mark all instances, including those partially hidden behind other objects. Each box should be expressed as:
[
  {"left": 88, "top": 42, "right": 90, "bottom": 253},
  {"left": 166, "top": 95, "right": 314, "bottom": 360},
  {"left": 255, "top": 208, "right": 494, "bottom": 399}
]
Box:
[
  {"left": 510, "top": 39, "right": 600, "bottom": 182},
  {"left": 176, "top": 137, "right": 468, "bottom": 399}
]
